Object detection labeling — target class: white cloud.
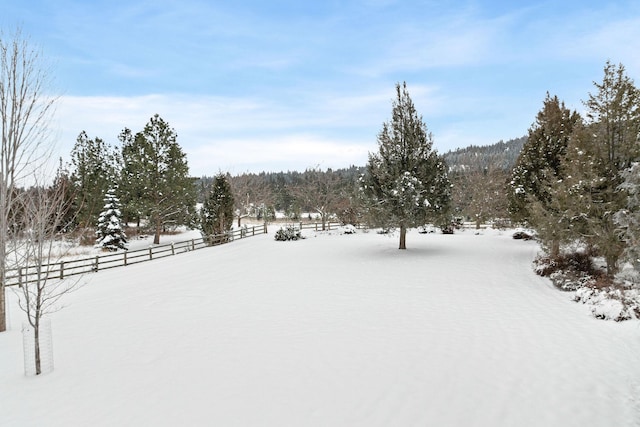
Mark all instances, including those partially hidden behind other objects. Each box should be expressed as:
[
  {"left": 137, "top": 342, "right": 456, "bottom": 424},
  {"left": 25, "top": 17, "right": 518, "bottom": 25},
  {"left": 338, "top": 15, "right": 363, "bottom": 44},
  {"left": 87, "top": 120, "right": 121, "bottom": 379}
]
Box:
[
  {"left": 352, "top": 7, "right": 514, "bottom": 77},
  {"left": 188, "top": 134, "right": 370, "bottom": 176},
  {"left": 581, "top": 17, "right": 640, "bottom": 71},
  {"left": 54, "top": 92, "right": 383, "bottom": 176},
  {"left": 53, "top": 80, "right": 520, "bottom": 177}
]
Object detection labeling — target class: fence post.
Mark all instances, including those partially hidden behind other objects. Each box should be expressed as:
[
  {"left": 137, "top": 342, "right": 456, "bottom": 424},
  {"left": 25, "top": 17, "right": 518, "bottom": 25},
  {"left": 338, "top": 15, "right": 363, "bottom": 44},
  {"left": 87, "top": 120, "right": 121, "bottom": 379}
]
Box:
[
  {"left": 59, "top": 261, "right": 64, "bottom": 280},
  {"left": 18, "top": 268, "right": 22, "bottom": 287},
  {"left": 149, "top": 247, "right": 153, "bottom": 260},
  {"left": 93, "top": 256, "right": 99, "bottom": 272},
  {"left": 192, "top": 239, "right": 195, "bottom": 250},
  {"left": 124, "top": 251, "right": 128, "bottom": 266},
  {"left": 315, "top": 223, "right": 318, "bottom": 231},
  {"left": 171, "top": 242, "right": 175, "bottom": 255}
]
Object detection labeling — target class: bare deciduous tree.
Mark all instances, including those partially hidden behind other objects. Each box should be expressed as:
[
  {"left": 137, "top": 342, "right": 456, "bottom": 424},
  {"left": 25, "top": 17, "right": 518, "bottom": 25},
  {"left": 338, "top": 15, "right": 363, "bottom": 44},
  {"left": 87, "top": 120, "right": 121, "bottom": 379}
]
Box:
[
  {"left": 11, "top": 180, "right": 79, "bottom": 375},
  {"left": 229, "top": 173, "right": 274, "bottom": 225},
  {"left": 0, "top": 28, "right": 57, "bottom": 332},
  {"left": 294, "top": 167, "right": 346, "bottom": 230},
  {"left": 465, "top": 165, "right": 509, "bottom": 229}
]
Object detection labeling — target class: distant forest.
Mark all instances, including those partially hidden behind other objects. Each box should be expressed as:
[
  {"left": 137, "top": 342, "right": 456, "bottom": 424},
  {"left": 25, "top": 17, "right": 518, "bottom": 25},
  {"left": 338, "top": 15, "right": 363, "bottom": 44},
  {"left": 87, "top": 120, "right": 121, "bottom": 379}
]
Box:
[
  {"left": 196, "top": 136, "right": 527, "bottom": 225},
  {"left": 443, "top": 136, "right": 527, "bottom": 172}
]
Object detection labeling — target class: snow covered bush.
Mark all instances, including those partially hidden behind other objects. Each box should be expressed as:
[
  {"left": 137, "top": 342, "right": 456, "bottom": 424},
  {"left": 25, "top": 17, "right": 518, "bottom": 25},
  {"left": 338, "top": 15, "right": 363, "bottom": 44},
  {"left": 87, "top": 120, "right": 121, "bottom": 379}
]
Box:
[
  {"left": 440, "top": 224, "right": 454, "bottom": 234},
  {"left": 512, "top": 229, "right": 534, "bottom": 240},
  {"left": 417, "top": 224, "right": 438, "bottom": 234},
  {"left": 536, "top": 250, "right": 640, "bottom": 321},
  {"left": 274, "top": 225, "right": 304, "bottom": 241},
  {"left": 339, "top": 224, "right": 357, "bottom": 234},
  {"left": 534, "top": 251, "right": 601, "bottom": 291},
  {"left": 95, "top": 189, "right": 128, "bottom": 251},
  {"left": 574, "top": 286, "right": 639, "bottom": 321}
]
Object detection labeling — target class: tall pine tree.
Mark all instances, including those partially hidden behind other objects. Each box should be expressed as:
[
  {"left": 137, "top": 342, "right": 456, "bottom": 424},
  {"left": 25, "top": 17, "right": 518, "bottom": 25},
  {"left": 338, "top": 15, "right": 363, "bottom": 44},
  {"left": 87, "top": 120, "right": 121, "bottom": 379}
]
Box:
[
  {"left": 562, "top": 62, "right": 640, "bottom": 275},
  {"left": 508, "top": 93, "right": 581, "bottom": 256},
  {"left": 361, "top": 82, "right": 451, "bottom": 249},
  {"left": 70, "top": 131, "right": 119, "bottom": 229},
  {"left": 120, "top": 115, "right": 197, "bottom": 244}
]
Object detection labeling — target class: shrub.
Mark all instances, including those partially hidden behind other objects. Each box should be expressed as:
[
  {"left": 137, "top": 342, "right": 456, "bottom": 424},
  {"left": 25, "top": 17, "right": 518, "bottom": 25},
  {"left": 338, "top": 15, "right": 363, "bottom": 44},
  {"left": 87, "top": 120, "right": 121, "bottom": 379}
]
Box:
[
  {"left": 574, "top": 286, "right": 640, "bottom": 321},
  {"left": 339, "top": 224, "right": 357, "bottom": 234},
  {"left": 512, "top": 230, "right": 533, "bottom": 240},
  {"left": 534, "top": 251, "right": 608, "bottom": 291},
  {"left": 274, "top": 225, "right": 304, "bottom": 241},
  {"left": 418, "top": 224, "right": 437, "bottom": 234},
  {"left": 441, "top": 224, "right": 454, "bottom": 234}
]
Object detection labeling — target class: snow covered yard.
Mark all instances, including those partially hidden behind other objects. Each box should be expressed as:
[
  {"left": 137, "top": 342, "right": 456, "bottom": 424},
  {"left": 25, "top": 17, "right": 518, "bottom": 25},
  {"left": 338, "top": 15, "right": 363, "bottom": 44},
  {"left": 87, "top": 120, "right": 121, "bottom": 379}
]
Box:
[{"left": 1, "top": 228, "right": 640, "bottom": 426}]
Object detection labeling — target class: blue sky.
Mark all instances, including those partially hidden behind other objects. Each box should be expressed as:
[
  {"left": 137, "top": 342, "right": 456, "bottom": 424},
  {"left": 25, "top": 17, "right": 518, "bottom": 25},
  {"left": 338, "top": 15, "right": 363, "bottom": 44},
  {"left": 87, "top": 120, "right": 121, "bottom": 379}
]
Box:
[{"left": 3, "top": 0, "right": 640, "bottom": 176}]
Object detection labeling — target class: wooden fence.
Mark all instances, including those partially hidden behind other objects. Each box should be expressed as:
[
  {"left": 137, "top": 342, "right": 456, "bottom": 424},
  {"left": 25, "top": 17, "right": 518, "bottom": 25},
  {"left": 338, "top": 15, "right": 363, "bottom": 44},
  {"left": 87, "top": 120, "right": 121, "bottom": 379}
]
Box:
[
  {"left": 5, "top": 225, "right": 267, "bottom": 288},
  {"left": 298, "top": 222, "right": 344, "bottom": 231},
  {"left": 3, "top": 221, "right": 503, "bottom": 288}
]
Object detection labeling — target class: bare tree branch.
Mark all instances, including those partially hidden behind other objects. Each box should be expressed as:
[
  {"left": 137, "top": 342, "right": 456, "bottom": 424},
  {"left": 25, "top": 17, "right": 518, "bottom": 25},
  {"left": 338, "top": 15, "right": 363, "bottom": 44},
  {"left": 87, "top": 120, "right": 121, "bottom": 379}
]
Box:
[
  {"left": 0, "top": 28, "right": 58, "bottom": 332},
  {"left": 10, "top": 178, "right": 81, "bottom": 375}
]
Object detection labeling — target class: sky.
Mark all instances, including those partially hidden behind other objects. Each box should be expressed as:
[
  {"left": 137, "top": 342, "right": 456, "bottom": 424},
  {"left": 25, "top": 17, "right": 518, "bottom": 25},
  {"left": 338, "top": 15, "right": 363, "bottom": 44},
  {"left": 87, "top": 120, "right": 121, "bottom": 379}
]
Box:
[{"left": 3, "top": 0, "right": 640, "bottom": 176}]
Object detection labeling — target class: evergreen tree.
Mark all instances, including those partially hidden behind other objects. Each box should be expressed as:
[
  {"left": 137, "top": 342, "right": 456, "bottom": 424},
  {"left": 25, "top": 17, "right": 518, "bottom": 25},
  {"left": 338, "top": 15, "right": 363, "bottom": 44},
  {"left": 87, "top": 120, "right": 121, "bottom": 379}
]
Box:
[
  {"left": 69, "top": 131, "right": 119, "bottom": 228},
  {"left": 51, "top": 158, "right": 78, "bottom": 232},
  {"left": 120, "top": 115, "right": 197, "bottom": 244},
  {"left": 562, "top": 62, "right": 640, "bottom": 275},
  {"left": 508, "top": 93, "right": 581, "bottom": 256},
  {"left": 95, "top": 188, "right": 128, "bottom": 251},
  {"left": 361, "top": 82, "right": 451, "bottom": 249},
  {"left": 200, "top": 173, "right": 235, "bottom": 242},
  {"left": 118, "top": 127, "right": 147, "bottom": 227}
]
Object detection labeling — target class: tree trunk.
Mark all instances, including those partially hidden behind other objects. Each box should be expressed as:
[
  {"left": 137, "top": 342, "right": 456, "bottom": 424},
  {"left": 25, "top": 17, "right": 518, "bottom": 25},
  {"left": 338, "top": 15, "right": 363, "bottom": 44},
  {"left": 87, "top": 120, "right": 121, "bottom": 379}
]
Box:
[
  {"left": 0, "top": 284, "right": 5, "bottom": 332},
  {"left": 399, "top": 224, "right": 407, "bottom": 249},
  {"left": 153, "top": 217, "right": 161, "bottom": 245},
  {"left": 0, "top": 196, "right": 7, "bottom": 332},
  {"left": 550, "top": 239, "right": 560, "bottom": 259},
  {"left": 220, "top": 216, "right": 227, "bottom": 243},
  {"left": 34, "top": 319, "right": 41, "bottom": 375},
  {"left": 605, "top": 254, "right": 618, "bottom": 277}
]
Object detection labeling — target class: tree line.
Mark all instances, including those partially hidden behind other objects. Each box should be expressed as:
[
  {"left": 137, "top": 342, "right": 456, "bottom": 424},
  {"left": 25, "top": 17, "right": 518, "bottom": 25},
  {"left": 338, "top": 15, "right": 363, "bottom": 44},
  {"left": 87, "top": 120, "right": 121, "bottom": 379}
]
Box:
[
  {"left": 509, "top": 61, "right": 640, "bottom": 278},
  {"left": 49, "top": 128, "right": 523, "bottom": 251},
  {"left": 60, "top": 114, "right": 197, "bottom": 245},
  {"left": 196, "top": 137, "right": 525, "bottom": 233}
]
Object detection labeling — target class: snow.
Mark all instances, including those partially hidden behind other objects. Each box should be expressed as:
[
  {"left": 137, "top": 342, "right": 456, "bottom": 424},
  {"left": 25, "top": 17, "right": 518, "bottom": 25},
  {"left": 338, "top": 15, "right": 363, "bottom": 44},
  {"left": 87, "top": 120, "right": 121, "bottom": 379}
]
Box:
[{"left": 2, "top": 228, "right": 640, "bottom": 426}]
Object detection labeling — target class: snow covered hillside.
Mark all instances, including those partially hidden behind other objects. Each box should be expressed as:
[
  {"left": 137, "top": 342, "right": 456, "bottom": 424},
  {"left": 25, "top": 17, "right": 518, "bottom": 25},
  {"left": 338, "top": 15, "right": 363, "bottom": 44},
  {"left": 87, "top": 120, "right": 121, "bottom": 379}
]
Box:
[{"left": 1, "top": 228, "right": 639, "bottom": 426}]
